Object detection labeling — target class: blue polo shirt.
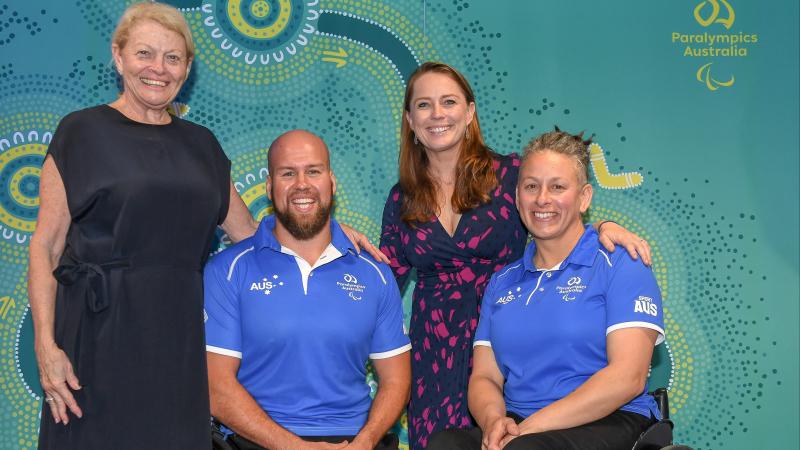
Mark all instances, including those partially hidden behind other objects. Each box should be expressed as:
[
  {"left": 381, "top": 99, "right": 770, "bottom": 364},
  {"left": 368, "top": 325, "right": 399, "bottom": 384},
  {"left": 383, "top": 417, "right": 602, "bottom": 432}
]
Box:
[
  {"left": 474, "top": 225, "right": 665, "bottom": 419},
  {"left": 204, "top": 215, "right": 411, "bottom": 436}
]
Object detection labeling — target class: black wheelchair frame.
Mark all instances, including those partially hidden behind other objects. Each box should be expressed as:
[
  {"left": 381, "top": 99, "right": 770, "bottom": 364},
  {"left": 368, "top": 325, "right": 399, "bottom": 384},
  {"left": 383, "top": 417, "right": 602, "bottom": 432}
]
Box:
[
  {"left": 632, "top": 388, "right": 694, "bottom": 450},
  {"left": 211, "top": 419, "right": 236, "bottom": 450}
]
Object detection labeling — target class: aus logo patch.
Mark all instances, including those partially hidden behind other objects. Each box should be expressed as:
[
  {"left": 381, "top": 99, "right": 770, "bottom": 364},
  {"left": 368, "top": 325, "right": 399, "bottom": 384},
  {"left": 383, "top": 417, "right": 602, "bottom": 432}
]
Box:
[
  {"left": 634, "top": 295, "right": 659, "bottom": 317},
  {"left": 497, "top": 287, "right": 522, "bottom": 304},
  {"left": 249, "top": 274, "right": 284, "bottom": 296}
]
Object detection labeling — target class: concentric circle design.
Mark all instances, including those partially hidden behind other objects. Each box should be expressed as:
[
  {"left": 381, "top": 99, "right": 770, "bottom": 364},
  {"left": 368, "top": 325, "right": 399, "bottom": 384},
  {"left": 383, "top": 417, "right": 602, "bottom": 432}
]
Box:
[
  {"left": 232, "top": 162, "right": 271, "bottom": 221},
  {"left": 0, "top": 139, "right": 47, "bottom": 243},
  {"left": 10, "top": 167, "right": 41, "bottom": 208},
  {"left": 0, "top": 83, "right": 81, "bottom": 448},
  {"left": 227, "top": 0, "right": 291, "bottom": 40},
  {"left": 249, "top": 0, "right": 271, "bottom": 19},
  {"left": 241, "top": 183, "right": 272, "bottom": 221},
  {"left": 200, "top": 0, "right": 317, "bottom": 65}
]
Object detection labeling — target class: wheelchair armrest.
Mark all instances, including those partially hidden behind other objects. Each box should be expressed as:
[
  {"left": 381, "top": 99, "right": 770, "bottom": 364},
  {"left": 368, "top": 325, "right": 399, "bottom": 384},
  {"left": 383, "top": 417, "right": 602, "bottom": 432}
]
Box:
[
  {"left": 631, "top": 419, "right": 674, "bottom": 450},
  {"left": 651, "top": 388, "right": 670, "bottom": 420}
]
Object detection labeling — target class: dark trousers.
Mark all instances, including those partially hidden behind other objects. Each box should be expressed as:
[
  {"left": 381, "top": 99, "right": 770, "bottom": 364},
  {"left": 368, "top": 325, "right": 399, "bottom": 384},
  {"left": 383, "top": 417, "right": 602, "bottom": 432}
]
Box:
[
  {"left": 227, "top": 432, "right": 399, "bottom": 450},
  {"left": 427, "top": 410, "right": 654, "bottom": 450}
]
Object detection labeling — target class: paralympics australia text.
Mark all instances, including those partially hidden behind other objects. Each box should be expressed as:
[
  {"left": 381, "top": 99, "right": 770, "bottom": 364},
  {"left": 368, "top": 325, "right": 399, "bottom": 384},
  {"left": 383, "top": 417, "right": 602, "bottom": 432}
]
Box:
[{"left": 672, "top": 31, "right": 758, "bottom": 57}]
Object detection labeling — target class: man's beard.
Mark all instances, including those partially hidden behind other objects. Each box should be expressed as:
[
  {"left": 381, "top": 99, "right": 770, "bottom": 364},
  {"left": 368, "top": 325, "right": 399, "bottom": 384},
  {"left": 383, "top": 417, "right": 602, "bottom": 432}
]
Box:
[{"left": 273, "top": 197, "right": 332, "bottom": 240}]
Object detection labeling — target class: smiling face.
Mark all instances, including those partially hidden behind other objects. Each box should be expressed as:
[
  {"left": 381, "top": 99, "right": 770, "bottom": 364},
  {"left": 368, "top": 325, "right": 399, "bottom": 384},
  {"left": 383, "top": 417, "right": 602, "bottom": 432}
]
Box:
[
  {"left": 405, "top": 72, "right": 475, "bottom": 155},
  {"left": 112, "top": 19, "right": 190, "bottom": 117},
  {"left": 267, "top": 131, "right": 336, "bottom": 241},
  {"left": 516, "top": 150, "right": 593, "bottom": 245}
]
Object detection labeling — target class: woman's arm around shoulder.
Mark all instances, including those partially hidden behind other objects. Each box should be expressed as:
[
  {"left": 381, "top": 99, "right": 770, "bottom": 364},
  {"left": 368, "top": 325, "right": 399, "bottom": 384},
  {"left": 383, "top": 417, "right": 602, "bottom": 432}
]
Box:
[
  {"left": 221, "top": 181, "right": 258, "bottom": 243},
  {"left": 594, "top": 220, "right": 653, "bottom": 266},
  {"left": 378, "top": 184, "right": 413, "bottom": 286}
]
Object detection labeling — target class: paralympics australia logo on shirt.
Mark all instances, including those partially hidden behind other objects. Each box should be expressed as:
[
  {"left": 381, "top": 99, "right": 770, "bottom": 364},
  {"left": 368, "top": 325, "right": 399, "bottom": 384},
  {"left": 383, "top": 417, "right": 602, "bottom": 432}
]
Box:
[
  {"left": 337, "top": 273, "right": 366, "bottom": 300},
  {"left": 556, "top": 276, "right": 586, "bottom": 301},
  {"left": 249, "top": 274, "right": 284, "bottom": 296},
  {"left": 634, "top": 295, "right": 659, "bottom": 317}
]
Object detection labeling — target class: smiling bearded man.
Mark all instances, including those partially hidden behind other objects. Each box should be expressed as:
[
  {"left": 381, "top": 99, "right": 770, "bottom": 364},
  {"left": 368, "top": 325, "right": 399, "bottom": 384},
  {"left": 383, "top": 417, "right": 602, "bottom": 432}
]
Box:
[
  {"left": 267, "top": 131, "right": 333, "bottom": 240},
  {"left": 204, "top": 130, "right": 411, "bottom": 450}
]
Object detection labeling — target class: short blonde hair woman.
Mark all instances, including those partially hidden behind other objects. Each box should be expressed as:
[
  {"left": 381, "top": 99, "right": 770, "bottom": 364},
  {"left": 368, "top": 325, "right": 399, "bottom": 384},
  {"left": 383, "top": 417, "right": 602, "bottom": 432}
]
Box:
[{"left": 30, "top": 3, "right": 258, "bottom": 449}]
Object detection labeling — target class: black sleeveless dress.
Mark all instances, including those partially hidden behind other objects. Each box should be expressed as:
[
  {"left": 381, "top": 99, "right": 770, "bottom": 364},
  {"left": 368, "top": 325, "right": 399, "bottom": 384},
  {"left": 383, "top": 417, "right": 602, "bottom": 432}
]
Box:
[{"left": 38, "top": 105, "right": 230, "bottom": 450}]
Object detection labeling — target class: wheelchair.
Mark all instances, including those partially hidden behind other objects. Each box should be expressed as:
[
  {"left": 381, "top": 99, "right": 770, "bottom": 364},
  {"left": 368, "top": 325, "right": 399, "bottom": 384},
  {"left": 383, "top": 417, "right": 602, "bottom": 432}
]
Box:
[
  {"left": 211, "top": 419, "right": 237, "bottom": 450},
  {"left": 632, "top": 388, "right": 694, "bottom": 450}
]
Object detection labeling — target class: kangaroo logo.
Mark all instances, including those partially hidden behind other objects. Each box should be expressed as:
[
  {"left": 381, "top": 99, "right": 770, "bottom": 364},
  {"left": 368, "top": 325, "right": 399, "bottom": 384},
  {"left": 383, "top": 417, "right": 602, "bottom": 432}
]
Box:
[
  {"left": 696, "top": 62, "right": 735, "bottom": 91},
  {"left": 694, "top": 0, "right": 735, "bottom": 29}
]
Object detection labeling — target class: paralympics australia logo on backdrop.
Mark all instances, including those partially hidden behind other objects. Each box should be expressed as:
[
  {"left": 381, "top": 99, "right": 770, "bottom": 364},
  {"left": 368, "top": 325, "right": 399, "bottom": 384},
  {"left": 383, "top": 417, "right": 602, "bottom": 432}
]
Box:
[
  {"left": 694, "top": 0, "right": 735, "bottom": 29},
  {"left": 671, "top": 0, "right": 758, "bottom": 91},
  {"left": 250, "top": 274, "right": 284, "bottom": 295},
  {"left": 337, "top": 273, "right": 366, "bottom": 300},
  {"left": 556, "top": 276, "right": 586, "bottom": 302}
]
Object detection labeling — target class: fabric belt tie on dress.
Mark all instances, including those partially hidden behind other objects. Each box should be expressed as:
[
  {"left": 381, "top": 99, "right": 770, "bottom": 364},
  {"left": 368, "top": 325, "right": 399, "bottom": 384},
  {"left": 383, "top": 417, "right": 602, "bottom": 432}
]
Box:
[
  {"left": 52, "top": 252, "right": 203, "bottom": 386},
  {"left": 52, "top": 253, "right": 130, "bottom": 385},
  {"left": 53, "top": 258, "right": 130, "bottom": 313}
]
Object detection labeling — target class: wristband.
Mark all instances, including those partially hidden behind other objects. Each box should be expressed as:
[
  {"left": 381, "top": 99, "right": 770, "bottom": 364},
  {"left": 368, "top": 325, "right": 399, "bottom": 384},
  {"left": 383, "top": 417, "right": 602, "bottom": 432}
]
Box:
[{"left": 597, "top": 220, "right": 618, "bottom": 233}]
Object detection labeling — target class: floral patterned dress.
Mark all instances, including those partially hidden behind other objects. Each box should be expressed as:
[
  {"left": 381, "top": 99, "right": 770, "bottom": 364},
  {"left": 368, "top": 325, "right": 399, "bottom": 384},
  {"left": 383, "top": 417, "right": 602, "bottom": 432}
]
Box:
[{"left": 380, "top": 152, "right": 527, "bottom": 449}]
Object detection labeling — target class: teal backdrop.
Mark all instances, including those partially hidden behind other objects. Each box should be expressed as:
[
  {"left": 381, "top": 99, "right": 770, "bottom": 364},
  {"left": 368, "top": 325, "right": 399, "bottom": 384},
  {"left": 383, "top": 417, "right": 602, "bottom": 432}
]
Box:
[{"left": 0, "top": 1, "right": 797, "bottom": 449}]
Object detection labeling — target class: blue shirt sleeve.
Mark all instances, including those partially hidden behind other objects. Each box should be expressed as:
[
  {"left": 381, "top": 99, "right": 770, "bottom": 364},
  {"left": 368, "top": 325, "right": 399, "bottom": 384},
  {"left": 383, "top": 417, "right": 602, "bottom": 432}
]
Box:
[
  {"left": 605, "top": 253, "right": 665, "bottom": 345},
  {"left": 204, "top": 255, "right": 244, "bottom": 357},
  {"left": 474, "top": 273, "right": 500, "bottom": 347},
  {"left": 369, "top": 264, "right": 411, "bottom": 359}
]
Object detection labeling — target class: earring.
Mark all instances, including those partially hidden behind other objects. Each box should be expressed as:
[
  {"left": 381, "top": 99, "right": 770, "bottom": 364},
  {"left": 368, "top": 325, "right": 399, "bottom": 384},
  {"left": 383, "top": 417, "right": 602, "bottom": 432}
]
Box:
[
  {"left": 413, "top": 134, "right": 419, "bottom": 145},
  {"left": 464, "top": 128, "right": 470, "bottom": 141}
]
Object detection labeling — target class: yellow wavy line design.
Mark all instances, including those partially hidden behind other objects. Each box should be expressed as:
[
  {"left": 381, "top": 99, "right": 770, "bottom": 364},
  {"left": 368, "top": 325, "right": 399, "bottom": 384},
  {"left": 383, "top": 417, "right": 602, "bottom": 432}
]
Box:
[
  {"left": 588, "top": 143, "right": 643, "bottom": 190},
  {"left": 227, "top": 0, "right": 293, "bottom": 39}
]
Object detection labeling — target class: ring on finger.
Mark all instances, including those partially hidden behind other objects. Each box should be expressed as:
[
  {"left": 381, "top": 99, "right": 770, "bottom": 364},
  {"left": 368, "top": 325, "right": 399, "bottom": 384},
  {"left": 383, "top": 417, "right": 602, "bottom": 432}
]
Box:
[{"left": 45, "top": 397, "right": 55, "bottom": 402}]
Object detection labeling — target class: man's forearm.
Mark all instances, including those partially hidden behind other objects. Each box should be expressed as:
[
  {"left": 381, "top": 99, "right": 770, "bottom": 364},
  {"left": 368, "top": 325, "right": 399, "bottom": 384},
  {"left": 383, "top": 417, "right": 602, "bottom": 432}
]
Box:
[
  {"left": 351, "top": 377, "right": 410, "bottom": 448},
  {"left": 210, "top": 371, "right": 305, "bottom": 450}
]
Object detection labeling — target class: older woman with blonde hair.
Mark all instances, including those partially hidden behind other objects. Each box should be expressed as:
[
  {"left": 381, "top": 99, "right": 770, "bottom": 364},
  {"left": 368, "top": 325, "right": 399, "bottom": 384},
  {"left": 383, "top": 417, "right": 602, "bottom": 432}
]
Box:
[
  {"left": 379, "top": 62, "right": 652, "bottom": 449},
  {"left": 28, "top": 3, "right": 258, "bottom": 449}
]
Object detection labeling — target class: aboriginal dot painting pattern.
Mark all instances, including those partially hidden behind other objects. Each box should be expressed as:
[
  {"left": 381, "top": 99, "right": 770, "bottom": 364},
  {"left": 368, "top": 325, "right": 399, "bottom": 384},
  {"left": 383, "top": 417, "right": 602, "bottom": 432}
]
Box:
[
  {"left": 0, "top": 1, "right": 784, "bottom": 450},
  {"left": 587, "top": 149, "right": 777, "bottom": 447}
]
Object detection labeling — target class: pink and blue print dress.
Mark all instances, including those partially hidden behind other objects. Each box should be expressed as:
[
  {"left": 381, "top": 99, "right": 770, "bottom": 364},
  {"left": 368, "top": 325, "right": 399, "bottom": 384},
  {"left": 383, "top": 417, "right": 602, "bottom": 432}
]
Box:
[{"left": 380, "top": 152, "right": 527, "bottom": 449}]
